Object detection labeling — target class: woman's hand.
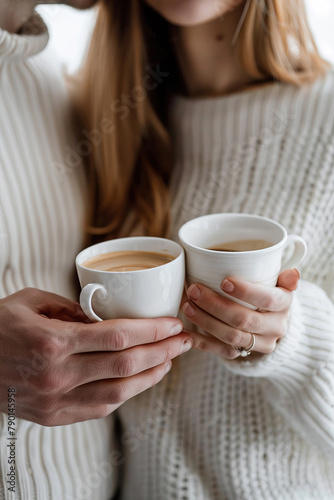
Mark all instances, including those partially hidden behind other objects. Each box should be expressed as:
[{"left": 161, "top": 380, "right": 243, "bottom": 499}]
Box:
[
  {"left": 182, "top": 269, "right": 300, "bottom": 360},
  {"left": 0, "top": 288, "right": 192, "bottom": 426}
]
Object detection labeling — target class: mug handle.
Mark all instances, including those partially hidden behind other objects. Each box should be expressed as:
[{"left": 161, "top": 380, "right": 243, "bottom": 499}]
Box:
[
  {"left": 80, "top": 283, "right": 108, "bottom": 322},
  {"left": 280, "top": 234, "right": 308, "bottom": 272}
]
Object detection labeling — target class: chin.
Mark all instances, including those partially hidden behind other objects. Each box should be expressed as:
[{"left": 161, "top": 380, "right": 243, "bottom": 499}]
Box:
[
  {"left": 65, "top": 0, "right": 98, "bottom": 9},
  {"left": 144, "top": 0, "right": 244, "bottom": 27}
]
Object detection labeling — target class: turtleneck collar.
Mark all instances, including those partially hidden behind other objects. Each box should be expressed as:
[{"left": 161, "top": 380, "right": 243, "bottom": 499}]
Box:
[{"left": 0, "top": 12, "right": 49, "bottom": 60}]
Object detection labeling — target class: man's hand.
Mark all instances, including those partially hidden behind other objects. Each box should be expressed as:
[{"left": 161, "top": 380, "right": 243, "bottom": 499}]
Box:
[{"left": 0, "top": 288, "right": 191, "bottom": 426}]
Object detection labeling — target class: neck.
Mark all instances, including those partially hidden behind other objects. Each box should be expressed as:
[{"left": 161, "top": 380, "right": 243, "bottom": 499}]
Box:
[
  {"left": 173, "top": 4, "right": 259, "bottom": 98},
  {"left": 0, "top": 1, "right": 37, "bottom": 34}
]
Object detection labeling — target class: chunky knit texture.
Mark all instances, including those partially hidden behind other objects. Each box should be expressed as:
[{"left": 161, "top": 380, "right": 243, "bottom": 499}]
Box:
[
  {"left": 0, "top": 15, "right": 117, "bottom": 500},
  {"left": 117, "top": 73, "right": 334, "bottom": 499}
]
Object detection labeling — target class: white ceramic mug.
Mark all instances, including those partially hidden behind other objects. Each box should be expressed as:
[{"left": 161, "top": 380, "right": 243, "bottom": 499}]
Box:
[
  {"left": 76, "top": 237, "right": 185, "bottom": 322},
  {"left": 178, "top": 213, "right": 308, "bottom": 308}
]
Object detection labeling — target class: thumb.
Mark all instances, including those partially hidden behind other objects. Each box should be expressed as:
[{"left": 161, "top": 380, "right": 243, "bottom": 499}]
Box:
[
  {"left": 23, "top": 288, "right": 90, "bottom": 323},
  {"left": 277, "top": 269, "right": 300, "bottom": 292}
]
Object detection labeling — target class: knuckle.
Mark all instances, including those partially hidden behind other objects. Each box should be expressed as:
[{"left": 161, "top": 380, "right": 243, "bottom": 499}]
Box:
[
  {"left": 108, "top": 325, "right": 128, "bottom": 351},
  {"left": 107, "top": 383, "right": 127, "bottom": 405},
  {"left": 63, "top": 323, "right": 80, "bottom": 349},
  {"left": 224, "top": 328, "right": 243, "bottom": 346},
  {"left": 207, "top": 299, "right": 220, "bottom": 316},
  {"left": 223, "top": 345, "right": 239, "bottom": 360},
  {"left": 36, "top": 394, "right": 57, "bottom": 417},
  {"left": 195, "top": 340, "right": 208, "bottom": 351},
  {"left": 261, "top": 295, "right": 277, "bottom": 311},
  {"left": 35, "top": 369, "right": 63, "bottom": 393},
  {"left": 34, "top": 333, "right": 67, "bottom": 362},
  {"left": 264, "top": 341, "right": 277, "bottom": 354},
  {"left": 149, "top": 322, "right": 160, "bottom": 343},
  {"left": 250, "top": 313, "right": 263, "bottom": 333},
  {"left": 262, "top": 292, "right": 286, "bottom": 311},
  {"left": 113, "top": 352, "right": 137, "bottom": 377},
  {"left": 275, "top": 293, "right": 286, "bottom": 310},
  {"left": 163, "top": 341, "right": 177, "bottom": 362},
  {"left": 94, "top": 405, "right": 113, "bottom": 419},
  {"left": 151, "top": 365, "right": 167, "bottom": 386},
  {"left": 234, "top": 313, "right": 252, "bottom": 332},
  {"left": 234, "top": 284, "right": 248, "bottom": 302}
]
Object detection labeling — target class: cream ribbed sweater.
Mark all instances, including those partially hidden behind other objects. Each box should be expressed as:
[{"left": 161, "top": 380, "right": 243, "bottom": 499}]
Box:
[
  {"left": 0, "top": 15, "right": 117, "bottom": 500},
  {"left": 117, "top": 73, "right": 334, "bottom": 499}
]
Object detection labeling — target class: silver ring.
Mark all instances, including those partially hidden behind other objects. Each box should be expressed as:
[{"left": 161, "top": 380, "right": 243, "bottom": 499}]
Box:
[{"left": 235, "top": 334, "right": 256, "bottom": 357}]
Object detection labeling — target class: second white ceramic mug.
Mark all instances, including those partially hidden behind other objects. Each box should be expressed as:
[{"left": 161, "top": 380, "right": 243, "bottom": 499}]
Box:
[
  {"left": 178, "top": 213, "right": 308, "bottom": 308},
  {"left": 76, "top": 237, "right": 185, "bottom": 322}
]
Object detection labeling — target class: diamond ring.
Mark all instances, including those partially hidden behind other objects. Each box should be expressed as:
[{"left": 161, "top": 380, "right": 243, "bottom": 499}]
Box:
[{"left": 235, "top": 334, "right": 256, "bottom": 357}]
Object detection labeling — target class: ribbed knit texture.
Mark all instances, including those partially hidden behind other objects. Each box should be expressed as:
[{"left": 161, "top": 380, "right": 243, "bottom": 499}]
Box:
[
  {"left": 0, "top": 15, "right": 117, "bottom": 500},
  {"left": 117, "top": 73, "right": 334, "bottom": 499}
]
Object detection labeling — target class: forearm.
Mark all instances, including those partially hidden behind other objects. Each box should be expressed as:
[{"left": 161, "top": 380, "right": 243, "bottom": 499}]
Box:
[{"left": 222, "top": 280, "right": 334, "bottom": 456}]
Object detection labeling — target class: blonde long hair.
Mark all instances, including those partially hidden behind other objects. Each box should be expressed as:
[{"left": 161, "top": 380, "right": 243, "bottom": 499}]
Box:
[{"left": 77, "top": 0, "right": 328, "bottom": 242}]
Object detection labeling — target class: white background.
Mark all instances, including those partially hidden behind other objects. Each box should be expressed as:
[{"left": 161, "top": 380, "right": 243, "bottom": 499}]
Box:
[{"left": 37, "top": 0, "right": 334, "bottom": 73}]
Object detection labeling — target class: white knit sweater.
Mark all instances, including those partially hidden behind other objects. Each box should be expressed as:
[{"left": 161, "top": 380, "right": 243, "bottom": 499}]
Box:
[
  {"left": 117, "top": 73, "right": 334, "bottom": 499},
  {"left": 0, "top": 15, "right": 117, "bottom": 500}
]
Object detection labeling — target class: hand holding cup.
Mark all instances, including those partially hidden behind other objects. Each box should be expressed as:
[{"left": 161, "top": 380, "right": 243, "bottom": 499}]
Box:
[
  {"left": 179, "top": 213, "right": 307, "bottom": 359},
  {"left": 0, "top": 288, "right": 192, "bottom": 426}
]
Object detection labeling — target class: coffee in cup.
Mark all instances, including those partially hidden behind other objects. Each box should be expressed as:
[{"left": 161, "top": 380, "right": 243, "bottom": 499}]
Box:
[
  {"left": 76, "top": 237, "right": 185, "bottom": 321},
  {"left": 82, "top": 250, "right": 175, "bottom": 272},
  {"left": 178, "top": 213, "right": 308, "bottom": 309},
  {"left": 208, "top": 239, "right": 273, "bottom": 252}
]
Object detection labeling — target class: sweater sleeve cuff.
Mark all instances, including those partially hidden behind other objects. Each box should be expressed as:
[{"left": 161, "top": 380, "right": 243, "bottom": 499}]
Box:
[{"left": 221, "top": 280, "right": 334, "bottom": 380}]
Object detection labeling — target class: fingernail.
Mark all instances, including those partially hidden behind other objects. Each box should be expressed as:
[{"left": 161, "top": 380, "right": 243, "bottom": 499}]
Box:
[
  {"left": 171, "top": 322, "right": 183, "bottom": 335},
  {"left": 221, "top": 279, "right": 234, "bottom": 293},
  {"left": 188, "top": 285, "right": 201, "bottom": 301},
  {"left": 164, "top": 361, "right": 172, "bottom": 374},
  {"left": 181, "top": 338, "right": 193, "bottom": 354},
  {"left": 293, "top": 268, "right": 301, "bottom": 279},
  {"left": 183, "top": 302, "right": 195, "bottom": 318}
]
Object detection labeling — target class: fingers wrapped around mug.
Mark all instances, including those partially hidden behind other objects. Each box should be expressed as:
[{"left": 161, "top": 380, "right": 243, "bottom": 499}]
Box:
[{"left": 182, "top": 277, "right": 296, "bottom": 359}]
